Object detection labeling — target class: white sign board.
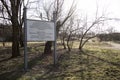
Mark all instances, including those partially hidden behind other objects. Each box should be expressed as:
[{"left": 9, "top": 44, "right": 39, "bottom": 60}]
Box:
[{"left": 27, "top": 19, "right": 55, "bottom": 41}]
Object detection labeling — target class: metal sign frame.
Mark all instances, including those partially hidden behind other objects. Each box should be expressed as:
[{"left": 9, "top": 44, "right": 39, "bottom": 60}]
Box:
[{"left": 24, "top": 7, "right": 57, "bottom": 71}]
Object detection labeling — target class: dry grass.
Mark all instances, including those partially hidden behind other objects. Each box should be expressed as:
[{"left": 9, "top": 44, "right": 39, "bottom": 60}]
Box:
[{"left": 0, "top": 41, "right": 120, "bottom": 80}]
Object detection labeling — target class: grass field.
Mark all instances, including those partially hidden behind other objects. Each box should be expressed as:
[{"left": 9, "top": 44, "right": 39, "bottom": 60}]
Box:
[{"left": 0, "top": 41, "right": 120, "bottom": 80}]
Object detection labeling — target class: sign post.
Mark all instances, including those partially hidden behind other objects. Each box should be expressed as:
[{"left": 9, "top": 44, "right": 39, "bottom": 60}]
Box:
[
  {"left": 53, "top": 11, "right": 57, "bottom": 65},
  {"left": 24, "top": 6, "right": 28, "bottom": 72},
  {"left": 23, "top": 9, "right": 57, "bottom": 71}
]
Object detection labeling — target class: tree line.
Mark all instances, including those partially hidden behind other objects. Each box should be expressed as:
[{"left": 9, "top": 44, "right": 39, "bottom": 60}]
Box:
[{"left": 98, "top": 33, "right": 120, "bottom": 41}]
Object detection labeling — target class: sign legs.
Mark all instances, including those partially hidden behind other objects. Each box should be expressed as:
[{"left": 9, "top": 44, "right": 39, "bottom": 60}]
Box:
[
  {"left": 53, "top": 11, "right": 57, "bottom": 65},
  {"left": 24, "top": 7, "right": 28, "bottom": 72}
]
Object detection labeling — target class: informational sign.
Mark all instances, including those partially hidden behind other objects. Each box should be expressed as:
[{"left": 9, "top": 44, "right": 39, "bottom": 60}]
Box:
[{"left": 27, "top": 19, "right": 55, "bottom": 41}]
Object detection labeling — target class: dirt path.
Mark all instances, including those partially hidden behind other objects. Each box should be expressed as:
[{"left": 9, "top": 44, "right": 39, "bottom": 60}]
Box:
[{"left": 107, "top": 42, "right": 120, "bottom": 50}]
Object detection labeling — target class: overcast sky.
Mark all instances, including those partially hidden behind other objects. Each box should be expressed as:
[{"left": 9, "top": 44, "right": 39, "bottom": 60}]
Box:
[
  {"left": 26, "top": 0, "right": 120, "bottom": 32},
  {"left": 78, "top": 0, "right": 120, "bottom": 17},
  {"left": 64, "top": 0, "right": 120, "bottom": 32}
]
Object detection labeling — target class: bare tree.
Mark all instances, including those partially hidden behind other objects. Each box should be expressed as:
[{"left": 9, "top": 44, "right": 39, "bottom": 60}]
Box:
[
  {"left": 0, "top": 4, "right": 5, "bottom": 47},
  {"left": 65, "top": 17, "right": 75, "bottom": 51},
  {"left": 37, "top": 0, "right": 76, "bottom": 54},
  {"left": 78, "top": 14, "right": 106, "bottom": 51},
  {"left": 0, "top": 0, "right": 24, "bottom": 57},
  {"left": 59, "top": 25, "right": 68, "bottom": 49},
  {"left": 66, "top": 25, "right": 74, "bottom": 51},
  {"left": 61, "top": 17, "right": 80, "bottom": 51}
]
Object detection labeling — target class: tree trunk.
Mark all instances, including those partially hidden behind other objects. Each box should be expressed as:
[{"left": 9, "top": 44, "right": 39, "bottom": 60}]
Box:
[
  {"left": 79, "top": 37, "right": 83, "bottom": 51},
  {"left": 67, "top": 43, "right": 71, "bottom": 51},
  {"left": 63, "top": 40, "right": 66, "bottom": 49},
  {"left": 67, "top": 34, "right": 71, "bottom": 51},
  {"left": 19, "top": 36, "right": 24, "bottom": 47},
  {"left": 19, "top": 28, "right": 24, "bottom": 47},
  {"left": 79, "top": 45, "right": 82, "bottom": 51},
  {"left": 44, "top": 41, "right": 52, "bottom": 54},
  {"left": 2, "top": 42, "right": 5, "bottom": 47},
  {"left": 2, "top": 26, "right": 5, "bottom": 47},
  {"left": 62, "top": 37, "right": 66, "bottom": 49},
  {"left": 79, "top": 40, "right": 84, "bottom": 52},
  {"left": 11, "top": 23, "right": 20, "bottom": 58}
]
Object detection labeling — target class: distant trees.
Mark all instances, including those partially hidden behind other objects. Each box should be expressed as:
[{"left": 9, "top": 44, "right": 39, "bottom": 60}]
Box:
[
  {"left": 0, "top": 3, "right": 7, "bottom": 47},
  {"left": 0, "top": 24, "right": 12, "bottom": 43},
  {"left": 97, "top": 33, "right": 120, "bottom": 41},
  {"left": 97, "top": 26, "right": 120, "bottom": 41}
]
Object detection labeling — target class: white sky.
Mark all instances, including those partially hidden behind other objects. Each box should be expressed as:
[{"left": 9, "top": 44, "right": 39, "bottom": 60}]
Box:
[
  {"left": 64, "top": 0, "right": 120, "bottom": 17},
  {"left": 77, "top": 0, "right": 120, "bottom": 17},
  {"left": 26, "top": 0, "right": 120, "bottom": 32},
  {"left": 64, "top": 0, "right": 120, "bottom": 32}
]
